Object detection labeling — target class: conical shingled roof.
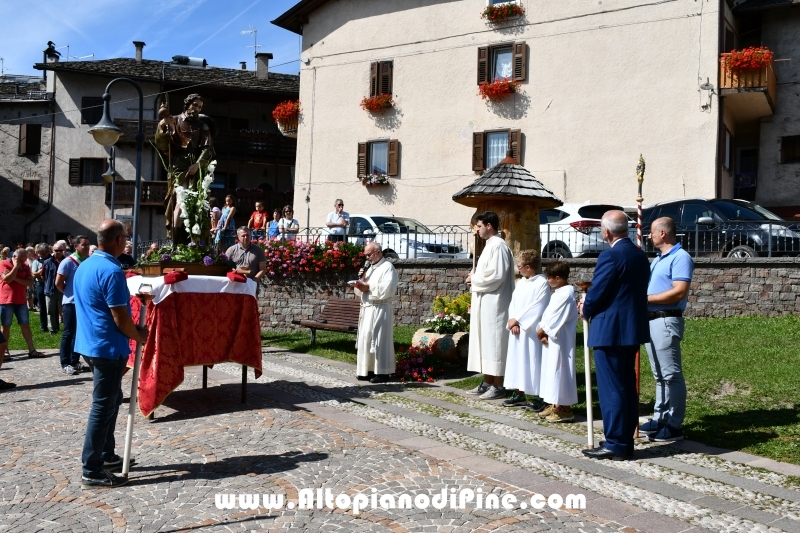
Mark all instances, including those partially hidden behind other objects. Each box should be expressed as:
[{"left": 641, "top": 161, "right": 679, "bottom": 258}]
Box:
[{"left": 452, "top": 160, "right": 562, "bottom": 209}]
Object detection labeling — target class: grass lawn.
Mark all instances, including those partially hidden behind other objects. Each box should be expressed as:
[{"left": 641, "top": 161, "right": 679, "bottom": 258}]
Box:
[
  {"left": 4, "top": 311, "right": 62, "bottom": 351},
  {"left": 265, "top": 317, "right": 800, "bottom": 465}
]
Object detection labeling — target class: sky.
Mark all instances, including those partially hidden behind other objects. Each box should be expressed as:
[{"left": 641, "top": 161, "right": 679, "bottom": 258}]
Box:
[{"left": 0, "top": 0, "right": 302, "bottom": 78}]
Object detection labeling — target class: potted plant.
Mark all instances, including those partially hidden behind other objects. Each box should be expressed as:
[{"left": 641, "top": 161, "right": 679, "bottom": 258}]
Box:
[
  {"left": 139, "top": 242, "right": 235, "bottom": 277},
  {"left": 360, "top": 94, "right": 394, "bottom": 113},
  {"left": 479, "top": 78, "right": 521, "bottom": 100},
  {"left": 272, "top": 100, "right": 300, "bottom": 138},
  {"left": 481, "top": 2, "right": 525, "bottom": 23},
  {"left": 360, "top": 173, "right": 390, "bottom": 187},
  {"left": 723, "top": 46, "right": 774, "bottom": 72},
  {"left": 411, "top": 293, "right": 471, "bottom": 361}
]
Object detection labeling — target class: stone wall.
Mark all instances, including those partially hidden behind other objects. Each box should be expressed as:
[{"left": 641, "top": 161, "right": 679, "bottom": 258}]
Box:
[{"left": 257, "top": 257, "right": 800, "bottom": 330}]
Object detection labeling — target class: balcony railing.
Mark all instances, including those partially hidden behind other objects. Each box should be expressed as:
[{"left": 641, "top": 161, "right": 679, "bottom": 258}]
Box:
[
  {"left": 718, "top": 54, "right": 777, "bottom": 121},
  {"left": 105, "top": 180, "right": 169, "bottom": 207},
  {"left": 214, "top": 131, "right": 297, "bottom": 164}
]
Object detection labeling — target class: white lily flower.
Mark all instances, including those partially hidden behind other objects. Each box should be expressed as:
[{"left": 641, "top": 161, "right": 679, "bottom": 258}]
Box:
[{"left": 192, "top": 224, "right": 201, "bottom": 235}]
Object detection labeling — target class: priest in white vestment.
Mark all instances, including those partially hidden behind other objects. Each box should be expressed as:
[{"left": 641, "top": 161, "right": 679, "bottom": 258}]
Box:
[
  {"left": 354, "top": 242, "right": 398, "bottom": 383},
  {"left": 466, "top": 211, "right": 515, "bottom": 400},
  {"left": 537, "top": 261, "right": 579, "bottom": 422},
  {"left": 503, "top": 250, "right": 551, "bottom": 407}
]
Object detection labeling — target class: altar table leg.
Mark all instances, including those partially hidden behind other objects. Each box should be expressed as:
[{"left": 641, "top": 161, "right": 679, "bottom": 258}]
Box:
[
  {"left": 203, "top": 366, "right": 208, "bottom": 389},
  {"left": 147, "top": 411, "right": 155, "bottom": 421},
  {"left": 241, "top": 365, "right": 247, "bottom": 404}
]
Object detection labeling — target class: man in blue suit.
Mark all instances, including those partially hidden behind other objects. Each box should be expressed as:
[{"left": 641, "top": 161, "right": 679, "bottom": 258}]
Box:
[{"left": 579, "top": 210, "right": 650, "bottom": 460}]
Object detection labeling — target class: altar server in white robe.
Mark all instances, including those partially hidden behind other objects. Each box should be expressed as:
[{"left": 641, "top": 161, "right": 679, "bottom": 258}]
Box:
[
  {"left": 466, "top": 211, "right": 515, "bottom": 400},
  {"left": 537, "top": 261, "right": 579, "bottom": 422},
  {"left": 354, "top": 242, "right": 399, "bottom": 384},
  {"left": 502, "top": 249, "right": 551, "bottom": 408}
]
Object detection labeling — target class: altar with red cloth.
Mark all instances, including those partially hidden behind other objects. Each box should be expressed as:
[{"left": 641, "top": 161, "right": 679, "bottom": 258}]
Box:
[{"left": 127, "top": 274, "right": 263, "bottom": 417}]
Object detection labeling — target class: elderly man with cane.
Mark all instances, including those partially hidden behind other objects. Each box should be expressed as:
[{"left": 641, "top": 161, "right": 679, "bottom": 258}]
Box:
[{"left": 75, "top": 220, "right": 148, "bottom": 488}]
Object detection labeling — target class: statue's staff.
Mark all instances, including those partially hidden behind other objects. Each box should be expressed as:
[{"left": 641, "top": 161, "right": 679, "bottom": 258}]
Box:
[
  {"left": 634, "top": 155, "right": 645, "bottom": 439},
  {"left": 575, "top": 281, "right": 594, "bottom": 449}
]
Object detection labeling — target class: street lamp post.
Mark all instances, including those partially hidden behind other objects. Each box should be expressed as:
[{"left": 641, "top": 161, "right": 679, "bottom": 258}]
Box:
[
  {"left": 87, "top": 77, "right": 144, "bottom": 254},
  {"left": 102, "top": 146, "right": 120, "bottom": 220}
]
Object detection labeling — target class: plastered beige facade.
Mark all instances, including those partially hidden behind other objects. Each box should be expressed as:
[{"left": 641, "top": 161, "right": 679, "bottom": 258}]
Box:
[{"left": 290, "top": 0, "right": 723, "bottom": 228}]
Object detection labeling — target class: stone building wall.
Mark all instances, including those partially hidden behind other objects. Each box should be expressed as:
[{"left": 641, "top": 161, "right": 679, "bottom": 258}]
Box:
[{"left": 257, "top": 257, "right": 800, "bottom": 330}]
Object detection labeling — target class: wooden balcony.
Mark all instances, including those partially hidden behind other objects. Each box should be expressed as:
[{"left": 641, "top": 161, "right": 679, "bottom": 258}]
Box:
[
  {"left": 214, "top": 131, "right": 297, "bottom": 165},
  {"left": 105, "top": 180, "right": 168, "bottom": 207},
  {"left": 113, "top": 119, "right": 159, "bottom": 144},
  {"left": 719, "top": 54, "right": 777, "bottom": 122}
]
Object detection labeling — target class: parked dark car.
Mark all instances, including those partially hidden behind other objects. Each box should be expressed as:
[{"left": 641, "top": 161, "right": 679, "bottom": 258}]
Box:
[{"left": 641, "top": 198, "right": 800, "bottom": 258}]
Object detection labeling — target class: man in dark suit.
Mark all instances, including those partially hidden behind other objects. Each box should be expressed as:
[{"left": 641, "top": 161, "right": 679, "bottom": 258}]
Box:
[{"left": 579, "top": 210, "right": 650, "bottom": 460}]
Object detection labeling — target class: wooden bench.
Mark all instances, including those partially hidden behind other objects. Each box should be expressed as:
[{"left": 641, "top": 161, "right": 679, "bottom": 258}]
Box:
[{"left": 292, "top": 298, "right": 361, "bottom": 346}]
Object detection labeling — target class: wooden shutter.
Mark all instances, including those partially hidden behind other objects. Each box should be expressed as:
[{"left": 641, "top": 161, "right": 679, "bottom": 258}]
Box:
[
  {"left": 472, "top": 133, "right": 485, "bottom": 171},
  {"left": 68, "top": 158, "right": 81, "bottom": 185},
  {"left": 477, "top": 47, "right": 489, "bottom": 85},
  {"left": 18, "top": 124, "right": 27, "bottom": 155},
  {"left": 513, "top": 42, "right": 527, "bottom": 82},
  {"left": 357, "top": 142, "right": 367, "bottom": 177},
  {"left": 370, "top": 62, "right": 379, "bottom": 98},
  {"left": 379, "top": 61, "right": 393, "bottom": 95},
  {"left": 508, "top": 129, "right": 522, "bottom": 164},
  {"left": 387, "top": 140, "right": 399, "bottom": 176}
]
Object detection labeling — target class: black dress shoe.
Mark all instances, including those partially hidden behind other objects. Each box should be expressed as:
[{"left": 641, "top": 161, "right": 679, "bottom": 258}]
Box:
[
  {"left": 582, "top": 446, "right": 631, "bottom": 460},
  {"left": 356, "top": 375, "right": 371, "bottom": 381},
  {"left": 369, "top": 374, "right": 389, "bottom": 384}
]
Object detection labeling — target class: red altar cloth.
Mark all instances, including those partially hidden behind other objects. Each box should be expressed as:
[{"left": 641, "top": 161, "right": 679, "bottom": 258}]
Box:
[{"left": 128, "top": 292, "right": 263, "bottom": 417}]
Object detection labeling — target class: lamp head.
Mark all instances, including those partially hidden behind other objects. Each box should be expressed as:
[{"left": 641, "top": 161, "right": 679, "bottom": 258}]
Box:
[
  {"left": 101, "top": 168, "right": 119, "bottom": 183},
  {"left": 88, "top": 93, "right": 123, "bottom": 146}
]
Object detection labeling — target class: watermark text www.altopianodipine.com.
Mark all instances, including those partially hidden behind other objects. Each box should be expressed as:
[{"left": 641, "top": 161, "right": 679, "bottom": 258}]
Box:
[{"left": 214, "top": 487, "right": 586, "bottom": 516}]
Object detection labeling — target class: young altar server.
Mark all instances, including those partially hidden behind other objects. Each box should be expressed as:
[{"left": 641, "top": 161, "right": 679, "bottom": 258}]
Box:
[
  {"left": 502, "top": 250, "right": 551, "bottom": 409},
  {"left": 536, "top": 261, "right": 579, "bottom": 422}
]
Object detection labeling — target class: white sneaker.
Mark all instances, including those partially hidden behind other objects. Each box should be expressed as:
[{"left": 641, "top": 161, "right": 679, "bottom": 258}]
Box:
[
  {"left": 479, "top": 385, "right": 506, "bottom": 400},
  {"left": 62, "top": 365, "right": 75, "bottom": 375},
  {"left": 465, "top": 382, "right": 489, "bottom": 395}
]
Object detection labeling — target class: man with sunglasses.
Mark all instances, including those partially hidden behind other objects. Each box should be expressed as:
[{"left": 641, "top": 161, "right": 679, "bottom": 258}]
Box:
[
  {"left": 44, "top": 241, "right": 67, "bottom": 335},
  {"left": 326, "top": 199, "right": 350, "bottom": 243}
]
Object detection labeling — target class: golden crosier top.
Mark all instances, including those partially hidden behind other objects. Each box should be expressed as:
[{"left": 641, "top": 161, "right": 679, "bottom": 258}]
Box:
[{"left": 636, "top": 154, "right": 646, "bottom": 184}]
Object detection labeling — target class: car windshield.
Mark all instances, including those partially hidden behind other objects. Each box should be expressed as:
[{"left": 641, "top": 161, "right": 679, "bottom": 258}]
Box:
[
  {"left": 711, "top": 200, "right": 783, "bottom": 222},
  {"left": 370, "top": 217, "right": 432, "bottom": 234}
]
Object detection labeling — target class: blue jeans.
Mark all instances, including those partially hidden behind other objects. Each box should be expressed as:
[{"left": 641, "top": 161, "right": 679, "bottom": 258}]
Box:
[
  {"left": 81, "top": 355, "right": 126, "bottom": 477},
  {"left": 35, "top": 283, "right": 48, "bottom": 332},
  {"left": 60, "top": 304, "right": 79, "bottom": 368},
  {"left": 644, "top": 317, "right": 686, "bottom": 430}
]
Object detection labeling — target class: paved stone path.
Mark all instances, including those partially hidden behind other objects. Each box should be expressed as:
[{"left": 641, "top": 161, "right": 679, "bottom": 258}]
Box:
[{"left": 1, "top": 347, "right": 799, "bottom": 533}]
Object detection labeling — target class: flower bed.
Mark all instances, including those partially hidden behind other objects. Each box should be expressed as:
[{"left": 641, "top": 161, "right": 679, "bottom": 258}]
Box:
[
  {"left": 254, "top": 238, "right": 365, "bottom": 279},
  {"left": 395, "top": 342, "right": 444, "bottom": 383},
  {"left": 360, "top": 173, "right": 390, "bottom": 187},
  {"left": 481, "top": 2, "right": 525, "bottom": 23},
  {"left": 139, "top": 243, "right": 235, "bottom": 275},
  {"left": 360, "top": 94, "right": 394, "bottom": 113},
  {"left": 423, "top": 313, "right": 468, "bottom": 334},
  {"left": 479, "top": 78, "right": 520, "bottom": 100},
  {"left": 724, "top": 46, "right": 774, "bottom": 71}
]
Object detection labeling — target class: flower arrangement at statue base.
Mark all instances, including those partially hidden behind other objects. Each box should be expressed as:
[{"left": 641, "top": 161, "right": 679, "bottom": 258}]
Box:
[
  {"left": 360, "top": 173, "right": 390, "bottom": 187},
  {"left": 360, "top": 94, "right": 394, "bottom": 113},
  {"left": 254, "top": 238, "right": 365, "bottom": 279},
  {"left": 481, "top": 3, "right": 525, "bottom": 23},
  {"left": 139, "top": 242, "right": 235, "bottom": 277},
  {"left": 395, "top": 342, "right": 445, "bottom": 383},
  {"left": 412, "top": 292, "right": 471, "bottom": 362},
  {"left": 479, "top": 78, "right": 520, "bottom": 100}
]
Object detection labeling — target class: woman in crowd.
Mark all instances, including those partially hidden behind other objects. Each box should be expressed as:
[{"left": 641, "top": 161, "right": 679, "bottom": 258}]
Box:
[
  {"left": 215, "top": 195, "right": 237, "bottom": 250},
  {"left": 279, "top": 205, "right": 300, "bottom": 241}
]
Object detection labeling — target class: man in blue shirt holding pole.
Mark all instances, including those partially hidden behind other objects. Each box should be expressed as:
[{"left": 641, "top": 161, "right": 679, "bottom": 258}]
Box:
[
  {"left": 640, "top": 217, "right": 694, "bottom": 442},
  {"left": 74, "top": 220, "right": 148, "bottom": 488}
]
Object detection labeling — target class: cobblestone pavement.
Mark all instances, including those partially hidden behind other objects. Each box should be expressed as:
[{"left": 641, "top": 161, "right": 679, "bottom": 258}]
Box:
[{"left": 2, "top": 347, "right": 800, "bottom": 533}]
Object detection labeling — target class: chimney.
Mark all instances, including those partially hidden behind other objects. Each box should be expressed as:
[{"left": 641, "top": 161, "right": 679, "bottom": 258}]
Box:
[
  {"left": 255, "top": 52, "right": 273, "bottom": 79},
  {"left": 43, "top": 41, "right": 60, "bottom": 93},
  {"left": 133, "top": 41, "right": 146, "bottom": 63},
  {"left": 240, "top": 61, "right": 247, "bottom": 70}
]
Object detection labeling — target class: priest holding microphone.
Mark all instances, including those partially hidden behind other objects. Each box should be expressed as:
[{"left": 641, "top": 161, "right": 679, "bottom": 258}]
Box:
[{"left": 353, "top": 242, "right": 398, "bottom": 383}]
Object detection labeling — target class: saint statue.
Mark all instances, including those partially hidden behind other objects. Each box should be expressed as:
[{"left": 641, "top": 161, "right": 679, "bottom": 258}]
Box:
[{"left": 155, "top": 93, "right": 216, "bottom": 242}]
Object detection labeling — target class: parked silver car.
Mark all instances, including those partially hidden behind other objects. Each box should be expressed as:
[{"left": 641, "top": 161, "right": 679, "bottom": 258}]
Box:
[
  {"left": 540, "top": 203, "right": 636, "bottom": 258},
  {"left": 347, "top": 214, "right": 469, "bottom": 259}
]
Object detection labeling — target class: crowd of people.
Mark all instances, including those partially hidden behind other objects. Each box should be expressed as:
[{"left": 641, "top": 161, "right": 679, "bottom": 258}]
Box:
[{"left": 210, "top": 197, "right": 304, "bottom": 246}]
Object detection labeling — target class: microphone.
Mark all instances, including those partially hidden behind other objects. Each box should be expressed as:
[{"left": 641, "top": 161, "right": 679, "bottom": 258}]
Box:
[{"left": 361, "top": 260, "right": 372, "bottom": 279}]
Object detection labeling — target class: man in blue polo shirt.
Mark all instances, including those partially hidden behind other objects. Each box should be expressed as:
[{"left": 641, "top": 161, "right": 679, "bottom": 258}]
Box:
[
  {"left": 74, "top": 220, "right": 148, "bottom": 488},
  {"left": 640, "top": 217, "right": 694, "bottom": 442}
]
